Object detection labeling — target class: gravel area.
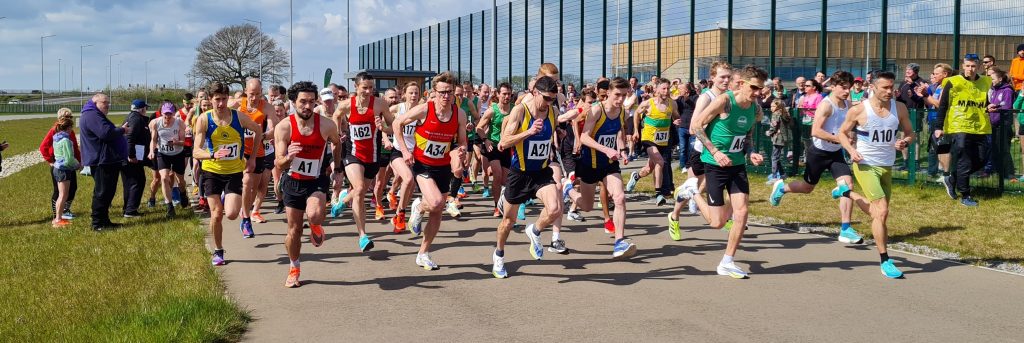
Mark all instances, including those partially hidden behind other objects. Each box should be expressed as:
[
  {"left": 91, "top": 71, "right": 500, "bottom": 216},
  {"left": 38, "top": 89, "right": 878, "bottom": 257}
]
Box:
[{"left": 0, "top": 152, "right": 42, "bottom": 178}]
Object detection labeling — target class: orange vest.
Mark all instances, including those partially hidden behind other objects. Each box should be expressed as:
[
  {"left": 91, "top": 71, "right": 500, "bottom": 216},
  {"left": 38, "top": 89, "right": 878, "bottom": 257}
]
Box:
[{"left": 238, "top": 98, "right": 268, "bottom": 157}]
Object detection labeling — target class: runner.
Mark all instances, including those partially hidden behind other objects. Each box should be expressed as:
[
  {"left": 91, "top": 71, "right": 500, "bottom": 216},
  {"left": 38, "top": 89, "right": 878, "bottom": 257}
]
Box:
[
  {"left": 235, "top": 78, "right": 275, "bottom": 233},
  {"left": 192, "top": 81, "right": 264, "bottom": 265},
  {"left": 371, "top": 88, "right": 400, "bottom": 221},
  {"left": 564, "top": 77, "right": 638, "bottom": 260},
  {"left": 441, "top": 84, "right": 480, "bottom": 217},
  {"left": 331, "top": 72, "right": 390, "bottom": 252},
  {"left": 274, "top": 81, "right": 343, "bottom": 288},
  {"left": 683, "top": 65, "right": 768, "bottom": 279},
  {"left": 177, "top": 93, "right": 196, "bottom": 198},
  {"left": 626, "top": 78, "right": 680, "bottom": 206},
  {"left": 148, "top": 102, "right": 190, "bottom": 218},
  {"left": 188, "top": 92, "right": 211, "bottom": 212},
  {"left": 836, "top": 71, "right": 915, "bottom": 278},
  {"left": 768, "top": 70, "right": 864, "bottom": 244},
  {"left": 387, "top": 82, "right": 423, "bottom": 232},
  {"left": 475, "top": 83, "right": 493, "bottom": 196},
  {"left": 475, "top": 82, "right": 514, "bottom": 217},
  {"left": 394, "top": 71, "right": 468, "bottom": 270},
  {"left": 269, "top": 99, "right": 289, "bottom": 215}
]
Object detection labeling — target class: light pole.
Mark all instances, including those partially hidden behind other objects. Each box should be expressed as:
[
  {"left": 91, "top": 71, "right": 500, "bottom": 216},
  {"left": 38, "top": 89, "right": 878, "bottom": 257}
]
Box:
[
  {"left": 243, "top": 18, "right": 263, "bottom": 84},
  {"left": 58, "top": 58, "right": 62, "bottom": 95},
  {"left": 40, "top": 34, "right": 56, "bottom": 111},
  {"left": 144, "top": 59, "right": 154, "bottom": 103},
  {"left": 108, "top": 52, "right": 120, "bottom": 100},
  {"left": 290, "top": 0, "right": 294, "bottom": 85},
  {"left": 80, "top": 44, "right": 92, "bottom": 106}
]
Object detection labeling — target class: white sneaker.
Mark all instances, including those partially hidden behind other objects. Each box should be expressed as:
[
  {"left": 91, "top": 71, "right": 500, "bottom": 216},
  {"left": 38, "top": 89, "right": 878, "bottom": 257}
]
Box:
[
  {"left": 717, "top": 262, "right": 748, "bottom": 279},
  {"left": 416, "top": 253, "right": 439, "bottom": 270},
  {"left": 408, "top": 197, "right": 424, "bottom": 229},
  {"left": 492, "top": 251, "right": 508, "bottom": 278},
  {"left": 445, "top": 200, "right": 462, "bottom": 218}
]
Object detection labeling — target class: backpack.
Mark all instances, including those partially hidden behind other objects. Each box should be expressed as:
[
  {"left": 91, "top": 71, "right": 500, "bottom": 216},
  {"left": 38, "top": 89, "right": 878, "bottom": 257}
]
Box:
[{"left": 53, "top": 131, "right": 78, "bottom": 170}]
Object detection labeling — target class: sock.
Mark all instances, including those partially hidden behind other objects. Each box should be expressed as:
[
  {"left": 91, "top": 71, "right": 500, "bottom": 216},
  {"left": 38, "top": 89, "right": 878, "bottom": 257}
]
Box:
[
  {"left": 532, "top": 225, "right": 541, "bottom": 236},
  {"left": 552, "top": 231, "right": 560, "bottom": 242},
  {"left": 242, "top": 217, "right": 250, "bottom": 223},
  {"left": 840, "top": 222, "right": 851, "bottom": 231},
  {"left": 880, "top": 252, "right": 890, "bottom": 263},
  {"left": 721, "top": 254, "right": 734, "bottom": 265},
  {"left": 943, "top": 171, "right": 951, "bottom": 177},
  {"left": 290, "top": 259, "right": 300, "bottom": 268},
  {"left": 494, "top": 249, "right": 504, "bottom": 257},
  {"left": 842, "top": 190, "right": 852, "bottom": 198}
]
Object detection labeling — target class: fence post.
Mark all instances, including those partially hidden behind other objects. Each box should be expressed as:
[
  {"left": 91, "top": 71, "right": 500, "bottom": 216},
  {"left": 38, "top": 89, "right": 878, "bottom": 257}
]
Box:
[
  {"left": 880, "top": 0, "right": 888, "bottom": 71},
  {"left": 907, "top": 109, "right": 918, "bottom": 184},
  {"left": 689, "top": 0, "right": 695, "bottom": 82},
  {"left": 789, "top": 107, "right": 802, "bottom": 176}
]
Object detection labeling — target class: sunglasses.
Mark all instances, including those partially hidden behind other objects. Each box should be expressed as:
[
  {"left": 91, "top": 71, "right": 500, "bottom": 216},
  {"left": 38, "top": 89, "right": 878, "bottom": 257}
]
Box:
[
  {"left": 748, "top": 84, "right": 764, "bottom": 91},
  {"left": 803, "top": 84, "right": 814, "bottom": 88},
  {"left": 541, "top": 94, "right": 557, "bottom": 103}
]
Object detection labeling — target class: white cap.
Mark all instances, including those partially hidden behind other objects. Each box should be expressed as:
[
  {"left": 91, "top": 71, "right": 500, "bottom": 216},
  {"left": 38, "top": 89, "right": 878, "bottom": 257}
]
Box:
[{"left": 320, "top": 88, "right": 334, "bottom": 101}]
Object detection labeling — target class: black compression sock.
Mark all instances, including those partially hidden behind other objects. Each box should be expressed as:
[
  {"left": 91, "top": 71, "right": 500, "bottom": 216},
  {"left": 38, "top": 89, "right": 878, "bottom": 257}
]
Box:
[{"left": 880, "top": 252, "right": 890, "bottom": 263}]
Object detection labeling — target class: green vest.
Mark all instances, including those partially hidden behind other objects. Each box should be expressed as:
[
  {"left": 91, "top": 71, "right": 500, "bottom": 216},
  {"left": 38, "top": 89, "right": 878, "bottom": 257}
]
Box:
[
  {"left": 942, "top": 75, "right": 992, "bottom": 135},
  {"left": 459, "top": 97, "right": 479, "bottom": 140},
  {"left": 489, "top": 103, "right": 508, "bottom": 143},
  {"left": 700, "top": 91, "right": 756, "bottom": 166}
]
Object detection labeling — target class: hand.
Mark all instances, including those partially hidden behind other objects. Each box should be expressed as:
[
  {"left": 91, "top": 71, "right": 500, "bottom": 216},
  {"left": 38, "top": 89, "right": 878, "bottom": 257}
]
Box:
[
  {"left": 713, "top": 151, "right": 732, "bottom": 167},
  {"left": 603, "top": 148, "right": 619, "bottom": 161},
  {"left": 286, "top": 142, "right": 302, "bottom": 160},
  {"left": 213, "top": 148, "right": 231, "bottom": 159},
  {"left": 572, "top": 142, "right": 581, "bottom": 155},
  {"left": 631, "top": 133, "right": 639, "bottom": 143},
  {"left": 849, "top": 150, "right": 864, "bottom": 163},
  {"left": 987, "top": 104, "right": 999, "bottom": 112},
  {"left": 673, "top": 118, "right": 683, "bottom": 126},
  {"left": 466, "top": 122, "right": 474, "bottom": 131},
  {"left": 894, "top": 138, "right": 909, "bottom": 150},
  {"left": 527, "top": 118, "right": 544, "bottom": 135},
  {"left": 933, "top": 130, "right": 944, "bottom": 139},
  {"left": 123, "top": 126, "right": 132, "bottom": 135},
  {"left": 148, "top": 152, "right": 155, "bottom": 161},
  {"left": 128, "top": 157, "right": 138, "bottom": 164},
  {"left": 375, "top": 116, "right": 385, "bottom": 129},
  {"left": 749, "top": 153, "right": 764, "bottom": 166},
  {"left": 914, "top": 83, "right": 928, "bottom": 97},
  {"left": 485, "top": 140, "right": 494, "bottom": 153},
  {"left": 456, "top": 145, "right": 467, "bottom": 161},
  {"left": 383, "top": 139, "right": 394, "bottom": 151},
  {"left": 401, "top": 150, "right": 414, "bottom": 166}
]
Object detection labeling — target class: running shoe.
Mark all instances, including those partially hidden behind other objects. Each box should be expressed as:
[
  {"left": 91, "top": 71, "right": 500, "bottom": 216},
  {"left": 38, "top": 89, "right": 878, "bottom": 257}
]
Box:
[
  {"left": 667, "top": 213, "right": 681, "bottom": 241},
  {"left": 387, "top": 192, "right": 398, "bottom": 211},
  {"left": 454, "top": 196, "right": 463, "bottom": 209},
  {"left": 567, "top": 210, "right": 584, "bottom": 222},
  {"left": 961, "top": 197, "right": 979, "bottom": 207},
  {"left": 548, "top": 239, "right": 569, "bottom": 254},
  {"left": 492, "top": 250, "right": 508, "bottom": 278},
  {"left": 457, "top": 186, "right": 468, "bottom": 199},
  {"left": 517, "top": 203, "right": 527, "bottom": 221},
  {"left": 285, "top": 267, "right": 301, "bottom": 288},
  {"left": 482, "top": 189, "right": 491, "bottom": 198},
  {"left": 309, "top": 224, "right": 325, "bottom": 247},
  {"left": 274, "top": 202, "right": 285, "bottom": 214},
  {"left": 681, "top": 177, "right": 699, "bottom": 199},
  {"left": 525, "top": 224, "right": 544, "bottom": 260},
  {"left": 612, "top": 239, "right": 638, "bottom": 259},
  {"left": 688, "top": 198, "right": 698, "bottom": 215},
  {"left": 358, "top": 235, "right": 374, "bottom": 252},
  {"left": 492, "top": 208, "right": 501, "bottom": 218},
  {"left": 830, "top": 181, "right": 850, "bottom": 199},
  {"left": 410, "top": 223, "right": 423, "bottom": 236},
  {"left": 251, "top": 211, "right": 267, "bottom": 223},
  {"left": 445, "top": 200, "right": 462, "bottom": 218},
  {"left": 604, "top": 218, "right": 615, "bottom": 235},
  {"left": 52, "top": 219, "right": 70, "bottom": 228},
  {"left": 655, "top": 194, "right": 667, "bottom": 206},
  {"left": 392, "top": 212, "right": 407, "bottom": 233},
  {"left": 62, "top": 209, "right": 74, "bottom": 220},
  {"left": 330, "top": 189, "right": 349, "bottom": 218},
  {"left": 717, "top": 262, "right": 748, "bottom": 279},
  {"left": 525, "top": 198, "right": 535, "bottom": 206},
  {"left": 369, "top": 196, "right": 377, "bottom": 208},
  {"left": 211, "top": 249, "right": 226, "bottom": 266},
  {"left": 374, "top": 205, "right": 386, "bottom": 221},
  {"left": 880, "top": 259, "right": 903, "bottom": 278},
  {"left": 166, "top": 204, "right": 177, "bottom": 218},
  {"left": 240, "top": 219, "right": 255, "bottom": 238},
  {"left": 942, "top": 175, "right": 957, "bottom": 200},
  {"left": 625, "top": 171, "right": 640, "bottom": 192},
  {"left": 123, "top": 211, "right": 140, "bottom": 218},
  {"left": 408, "top": 198, "right": 424, "bottom": 235},
  {"left": 416, "top": 253, "right": 439, "bottom": 270},
  {"left": 561, "top": 179, "right": 573, "bottom": 202},
  {"left": 722, "top": 219, "right": 733, "bottom": 232},
  {"left": 838, "top": 227, "right": 864, "bottom": 244},
  {"left": 147, "top": 198, "right": 156, "bottom": 208},
  {"left": 769, "top": 179, "right": 786, "bottom": 206},
  {"left": 172, "top": 187, "right": 181, "bottom": 206},
  {"left": 497, "top": 188, "right": 507, "bottom": 217}
]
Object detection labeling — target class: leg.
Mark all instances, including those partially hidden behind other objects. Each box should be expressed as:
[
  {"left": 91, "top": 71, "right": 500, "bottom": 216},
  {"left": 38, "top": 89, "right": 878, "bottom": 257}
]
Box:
[
  {"left": 495, "top": 193, "right": 520, "bottom": 252},
  {"left": 723, "top": 192, "right": 750, "bottom": 257},
  {"left": 836, "top": 175, "right": 854, "bottom": 224},
  {"left": 534, "top": 184, "right": 563, "bottom": 231},
  {"left": 603, "top": 174, "right": 627, "bottom": 240},
  {"left": 160, "top": 169, "right": 175, "bottom": 205},
  {"left": 223, "top": 193, "right": 243, "bottom": 221},
  {"left": 66, "top": 171, "right": 78, "bottom": 212},
  {"left": 50, "top": 167, "right": 59, "bottom": 216},
  {"left": 241, "top": 168, "right": 257, "bottom": 219},
  {"left": 54, "top": 180, "right": 69, "bottom": 224},
  {"left": 207, "top": 194, "right": 226, "bottom": 249},
  {"left": 489, "top": 160, "right": 506, "bottom": 207},
  {"left": 343, "top": 163, "right": 370, "bottom": 237},
  {"left": 391, "top": 159, "right": 415, "bottom": 210},
  {"left": 869, "top": 198, "right": 890, "bottom": 254},
  {"left": 415, "top": 176, "right": 446, "bottom": 254},
  {"left": 284, "top": 206, "right": 305, "bottom": 263}
]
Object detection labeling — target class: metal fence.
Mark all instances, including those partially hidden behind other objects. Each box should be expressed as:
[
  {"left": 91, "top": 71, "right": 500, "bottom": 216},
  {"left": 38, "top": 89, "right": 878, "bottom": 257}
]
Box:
[{"left": 0, "top": 104, "right": 132, "bottom": 114}]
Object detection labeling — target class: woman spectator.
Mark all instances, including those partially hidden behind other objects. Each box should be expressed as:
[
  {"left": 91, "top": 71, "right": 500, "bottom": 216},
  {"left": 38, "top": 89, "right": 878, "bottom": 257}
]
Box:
[
  {"left": 798, "top": 79, "right": 824, "bottom": 163},
  {"left": 766, "top": 99, "right": 792, "bottom": 182},
  {"left": 675, "top": 82, "right": 698, "bottom": 171},
  {"left": 985, "top": 68, "right": 1016, "bottom": 178},
  {"left": 39, "top": 108, "right": 81, "bottom": 227},
  {"left": 1014, "top": 78, "right": 1024, "bottom": 181}
]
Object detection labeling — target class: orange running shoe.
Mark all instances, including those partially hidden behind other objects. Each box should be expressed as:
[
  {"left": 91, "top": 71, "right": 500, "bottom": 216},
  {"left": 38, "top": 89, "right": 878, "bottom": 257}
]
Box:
[
  {"left": 52, "top": 219, "right": 70, "bottom": 228},
  {"left": 285, "top": 267, "right": 301, "bottom": 288},
  {"left": 374, "top": 205, "right": 385, "bottom": 221},
  {"left": 604, "top": 218, "right": 615, "bottom": 235},
  {"left": 392, "top": 212, "right": 407, "bottom": 233},
  {"left": 309, "top": 224, "right": 325, "bottom": 247},
  {"left": 493, "top": 208, "right": 501, "bottom": 218},
  {"left": 387, "top": 192, "right": 398, "bottom": 211},
  {"left": 251, "top": 211, "right": 267, "bottom": 223}
]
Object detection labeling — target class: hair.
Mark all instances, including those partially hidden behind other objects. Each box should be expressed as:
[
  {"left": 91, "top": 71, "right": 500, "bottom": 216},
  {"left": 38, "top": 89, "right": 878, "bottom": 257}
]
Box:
[
  {"left": 964, "top": 54, "right": 980, "bottom": 63},
  {"left": 205, "top": 81, "right": 230, "bottom": 97},
  {"left": 989, "top": 67, "right": 1008, "bottom": 84},
  {"left": 183, "top": 93, "right": 195, "bottom": 102},
  {"left": 354, "top": 72, "right": 375, "bottom": 85},
  {"left": 655, "top": 78, "right": 670, "bottom": 86},
  {"left": 537, "top": 63, "right": 559, "bottom": 77},
  {"left": 337, "top": 85, "right": 348, "bottom": 92},
  {"left": 874, "top": 71, "right": 897, "bottom": 83},
  {"left": 628, "top": 76, "right": 638, "bottom": 82},
  {"left": 462, "top": 81, "right": 473, "bottom": 88},
  {"left": 432, "top": 72, "right": 457, "bottom": 88},
  {"left": 983, "top": 54, "right": 995, "bottom": 62},
  {"left": 829, "top": 70, "right": 854, "bottom": 87},
  {"left": 770, "top": 99, "right": 790, "bottom": 123},
  {"left": 54, "top": 108, "right": 74, "bottom": 132},
  {"left": 287, "top": 81, "right": 320, "bottom": 102},
  {"left": 934, "top": 63, "right": 954, "bottom": 77},
  {"left": 497, "top": 82, "right": 513, "bottom": 93},
  {"left": 534, "top": 76, "right": 559, "bottom": 94},
  {"left": 583, "top": 90, "right": 597, "bottom": 102},
  {"left": 738, "top": 65, "right": 769, "bottom": 84},
  {"left": 271, "top": 85, "right": 287, "bottom": 95},
  {"left": 596, "top": 79, "right": 611, "bottom": 91},
  {"left": 271, "top": 99, "right": 286, "bottom": 107},
  {"left": 610, "top": 77, "right": 630, "bottom": 90},
  {"left": 805, "top": 79, "right": 823, "bottom": 93},
  {"left": 709, "top": 61, "right": 733, "bottom": 77},
  {"left": 401, "top": 81, "right": 420, "bottom": 94}
]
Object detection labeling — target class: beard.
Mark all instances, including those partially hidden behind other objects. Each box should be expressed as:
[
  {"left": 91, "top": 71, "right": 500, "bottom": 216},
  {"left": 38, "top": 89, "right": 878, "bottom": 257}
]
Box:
[{"left": 297, "top": 109, "right": 314, "bottom": 120}]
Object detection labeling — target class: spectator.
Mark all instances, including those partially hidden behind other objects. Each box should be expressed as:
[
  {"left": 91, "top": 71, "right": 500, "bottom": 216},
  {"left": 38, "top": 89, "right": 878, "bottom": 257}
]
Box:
[
  {"left": 675, "top": 82, "right": 698, "bottom": 171},
  {"left": 39, "top": 108, "right": 81, "bottom": 227},
  {"left": 799, "top": 79, "right": 823, "bottom": 124},
  {"left": 121, "top": 99, "right": 151, "bottom": 218},
  {"left": 766, "top": 98, "right": 791, "bottom": 181},
  {"left": 757, "top": 85, "right": 777, "bottom": 125},
  {"left": 850, "top": 77, "right": 866, "bottom": 105},
  {"left": 789, "top": 76, "right": 806, "bottom": 108},
  {"left": 79, "top": 93, "right": 127, "bottom": 230},
  {"left": 982, "top": 55, "right": 996, "bottom": 71},
  {"left": 934, "top": 54, "right": 992, "bottom": 207},
  {"left": 1012, "top": 44, "right": 1024, "bottom": 91},
  {"left": 897, "top": 63, "right": 929, "bottom": 170},
  {"left": 1015, "top": 79, "right": 1024, "bottom": 181},
  {"left": 925, "top": 63, "right": 954, "bottom": 179},
  {"left": 984, "top": 67, "right": 1015, "bottom": 178},
  {"left": 772, "top": 77, "right": 787, "bottom": 102}
]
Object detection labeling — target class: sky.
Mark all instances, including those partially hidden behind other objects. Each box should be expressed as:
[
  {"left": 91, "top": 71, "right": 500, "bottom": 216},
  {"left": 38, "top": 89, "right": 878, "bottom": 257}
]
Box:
[{"left": 0, "top": 0, "right": 494, "bottom": 91}]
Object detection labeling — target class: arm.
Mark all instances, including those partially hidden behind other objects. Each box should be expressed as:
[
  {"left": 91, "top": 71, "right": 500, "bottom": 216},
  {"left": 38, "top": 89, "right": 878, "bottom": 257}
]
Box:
[
  {"left": 70, "top": 131, "right": 81, "bottom": 162},
  {"left": 810, "top": 101, "right": 841, "bottom": 143},
  {"left": 238, "top": 114, "right": 263, "bottom": 172},
  {"left": 393, "top": 103, "right": 429, "bottom": 162},
  {"left": 273, "top": 118, "right": 293, "bottom": 170},
  {"left": 476, "top": 106, "right": 493, "bottom": 139},
  {"left": 1015, "top": 90, "right": 1024, "bottom": 110},
  {"left": 557, "top": 106, "right": 585, "bottom": 123},
  {"left": 192, "top": 115, "right": 213, "bottom": 160},
  {"left": 497, "top": 105, "right": 531, "bottom": 151},
  {"left": 148, "top": 120, "right": 159, "bottom": 160},
  {"left": 333, "top": 101, "right": 351, "bottom": 133},
  {"left": 934, "top": 82, "right": 953, "bottom": 134},
  {"left": 693, "top": 96, "right": 733, "bottom": 166},
  {"left": 689, "top": 93, "right": 713, "bottom": 135},
  {"left": 837, "top": 104, "right": 865, "bottom": 163},
  {"left": 39, "top": 128, "right": 55, "bottom": 163}
]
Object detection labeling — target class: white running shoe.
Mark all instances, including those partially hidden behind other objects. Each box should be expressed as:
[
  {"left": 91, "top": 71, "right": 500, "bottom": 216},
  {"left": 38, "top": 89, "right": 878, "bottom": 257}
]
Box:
[
  {"left": 717, "top": 262, "right": 749, "bottom": 279},
  {"left": 416, "top": 253, "right": 439, "bottom": 270}
]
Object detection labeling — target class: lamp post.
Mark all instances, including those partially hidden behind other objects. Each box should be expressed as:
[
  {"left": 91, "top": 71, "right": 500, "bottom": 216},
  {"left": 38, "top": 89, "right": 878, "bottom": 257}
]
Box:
[
  {"left": 290, "top": 0, "right": 294, "bottom": 85},
  {"left": 108, "top": 52, "right": 120, "bottom": 100},
  {"left": 58, "top": 58, "right": 62, "bottom": 96},
  {"left": 40, "top": 34, "right": 56, "bottom": 111},
  {"left": 145, "top": 59, "right": 154, "bottom": 103},
  {"left": 80, "top": 44, "right": 92, "bottom": 106},
  {"left": 243, "top": 18, "right": 263, "bottom": 84}
]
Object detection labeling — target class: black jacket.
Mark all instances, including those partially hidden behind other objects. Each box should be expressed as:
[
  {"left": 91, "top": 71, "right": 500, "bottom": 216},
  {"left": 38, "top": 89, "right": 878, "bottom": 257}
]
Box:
[
  {"left": 898, "top": 76, "right": 928, "bottom": 110},
  {"left": 122, "top": 110, "right": 152, "bottom": 162}
]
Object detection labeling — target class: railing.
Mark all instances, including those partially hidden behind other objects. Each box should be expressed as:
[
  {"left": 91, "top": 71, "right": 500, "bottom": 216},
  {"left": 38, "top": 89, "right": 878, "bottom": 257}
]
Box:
[{"left": 0, "top": 104, "right": 132, "bottom": 114}]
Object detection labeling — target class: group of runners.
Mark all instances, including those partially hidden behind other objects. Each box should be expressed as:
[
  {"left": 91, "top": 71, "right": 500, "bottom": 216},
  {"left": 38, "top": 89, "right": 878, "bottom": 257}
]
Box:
[{"left": 153, "top": 53, "right": 1004, "bottom": 287}]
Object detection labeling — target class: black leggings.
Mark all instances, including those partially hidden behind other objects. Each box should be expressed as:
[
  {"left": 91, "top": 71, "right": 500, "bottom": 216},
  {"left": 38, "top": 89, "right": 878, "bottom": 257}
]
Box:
[{"left": 51, "top": 167, "right": 78, "bottom": 215}]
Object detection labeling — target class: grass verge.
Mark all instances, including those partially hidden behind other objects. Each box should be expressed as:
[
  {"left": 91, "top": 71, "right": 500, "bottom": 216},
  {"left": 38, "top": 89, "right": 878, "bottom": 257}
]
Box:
[{"left": 0, "top": 115, "right": 126, "bottom": 156}]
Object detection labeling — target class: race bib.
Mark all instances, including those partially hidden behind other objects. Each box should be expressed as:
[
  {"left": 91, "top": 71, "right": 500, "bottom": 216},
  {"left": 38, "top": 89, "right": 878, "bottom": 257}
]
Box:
[
  {"left": 527, "top": 141, "right": 551, "bottom": 160},
  {"left": 160, "top": 143, "right": 175, "bottom": 153},
  {"left": 263, "top": 140, "right": 275, "bottom": 155},
  {"left": 597, "top": 134, "right": 617, "bottom": 149},
  {"left": 217, "top": 143, "right": 240, "bottom": 160},
  {"left": 350, "top": 124, "right": 373, "bottom": 141},
  {"left": 244, "top": 128, "right": 256, "bottom": 139},
  {"left": 403, "top": 124, "right": 416, "bottom": 137},
  {"left": 289, "top": 157, "right": 321, "bottom": 177},
  {"left": 728, "top": 136, "right": 746, "bottom": 153},
  {"left": 654, "top": 130, "right": 669, "bottom": 144},
  {"left": 423, "top": 140, "right": 450, "bottom": 159}
]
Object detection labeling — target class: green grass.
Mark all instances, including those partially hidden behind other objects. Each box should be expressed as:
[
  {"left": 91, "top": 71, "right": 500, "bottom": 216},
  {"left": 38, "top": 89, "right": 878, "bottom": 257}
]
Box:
[
  {"left": 0, "top": 163, "right": 249, "bottom": 340},
  {"left": 632, "top": 166, "right": 1024, "bottom": 263},
  {"left": 0, "top": 116, "right": 125, "bottom": 156}
]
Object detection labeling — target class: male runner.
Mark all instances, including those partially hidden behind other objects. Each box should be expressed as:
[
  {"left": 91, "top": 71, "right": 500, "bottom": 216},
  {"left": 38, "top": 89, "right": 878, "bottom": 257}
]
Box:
[
  {"left": 331, "top": 72, "right": 390, "bottom": 252},
  {"left": 683, "top": 65, "right": 768, "bottom": 279},
  {"left": 442, "top": 85, "right": 480, "bottom": 217},
  {"left": 372, "top": 88, "right": 401, "bottom": 220},
  {"left": 626, "top": 78, "right": 681, "bottom": 205},
  {"left": 476, "top": 82, "right": 514, "bottom": 217},
  {"left": 275, "top": 81, "right": 343, "bottom": 288},
  {"left": 177, "top": 93, "right": 196, "bottom": 198},
  {"left": 394, "top": 72, "right": 468, "bottom": 270},
  {"left": 148, "top": 102, "right": 189, "bottom": 217},
  {"left": 192, "top": 81, "right": 264, "bottom": 265},
  {"left": 836, "top": 71, "right": 915, "bottom": 278},
  {"left": 235, "top": 79, "right": 275, "bottom": 233},
  {"left": 387, "top": 82, "right": 423, "bottom": 232},
  {"left": 475, "top": 83, "right": 493, "bottom": 196},
  {"left": 769, "top": 70, "right": 865, "bottom": 244}
]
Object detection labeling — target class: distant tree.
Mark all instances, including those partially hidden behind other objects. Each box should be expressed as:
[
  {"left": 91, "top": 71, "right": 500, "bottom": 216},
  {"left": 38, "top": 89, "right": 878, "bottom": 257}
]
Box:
[{"left": 190, "top": 24, "right": 290, "bottom": 88}]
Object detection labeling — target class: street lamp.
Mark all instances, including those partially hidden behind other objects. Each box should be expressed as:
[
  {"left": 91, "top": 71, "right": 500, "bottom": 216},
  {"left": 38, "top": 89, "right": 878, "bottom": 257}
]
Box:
[
  {"left": 144, "top": 59, "right": 154, "bottom": 103},
  {"left": 108, "top": 52, "right": 120, "bottom": 100},
  {"left": 80, "top": 44, "right": 93, "bottom": 106},
  {"left": 58, "top": 58, "right": 62, "bottom": 95},
  {"left": 243, "top": 18, "right": 263, "bottom": 85},
  {"left": 40, "top": 34, "right": 56, "bottom": 112}
]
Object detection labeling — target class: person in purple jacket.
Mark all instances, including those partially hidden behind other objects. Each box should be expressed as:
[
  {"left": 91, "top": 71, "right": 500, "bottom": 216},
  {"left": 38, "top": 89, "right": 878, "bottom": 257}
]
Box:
[
  {"left": 79, "top": 93, "right": 129, "bottom": 231},
  {"left": 985, "top": 68, "right": 1016, "bottom": 178}
]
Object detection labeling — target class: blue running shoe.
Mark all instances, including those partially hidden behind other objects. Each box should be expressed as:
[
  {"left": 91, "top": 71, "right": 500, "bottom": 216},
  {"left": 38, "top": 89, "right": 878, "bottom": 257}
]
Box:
[
  {"left": 561, "top": 179, "right": 573, "bottom": 202},
  {"left": 171, "top": 187, "right": 181, "bottom": 205},
  {"left": 625, "top": 171, "right": 640, "bottom": 192},
  {"left": 482, "top": 189, "right": 491, "bottom": 198},
  {"left": 358, "top": 235, "right": 374, "bottom": 252},
  {"left": 831, "top": 181, "right": 850, "bottom": 199},
  {"left": 960, "top": 197, "right": 979, "bottom": 207},
  {"left": 211, "top": 249, "right": 226, "bottom": 266},
  {"left": 838, "top": 227, "right": 864, "bottom": 244},
  {"left": 330, "top": 190, "right": 349, "bottom": 218},
  {"left": 410, "top": 223, "right": 422, "bottom": 236},
  {"left": 769, "top": 179, "right": 786, "bottom": 206},
  {"left": 880, "top": 259, "right": 903, "bottom": 279},
  {"left": 517, "top": 203, "right": 527, "bottom": 221},
  {"left": 612, "top": 239, "right": 638, "bottom": 259},
  {"left": 240, "top": 219, "right": 255, "bottom": 238},
  {"left": 942, "top": 175, "right": 957, "bottom": 200},
  {"left": 525, "top": 224, "right": 544, "bottom": 260}
]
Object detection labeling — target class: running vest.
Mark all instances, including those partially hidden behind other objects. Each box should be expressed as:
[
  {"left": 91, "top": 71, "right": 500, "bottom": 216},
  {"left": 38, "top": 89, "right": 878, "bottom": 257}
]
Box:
[
  {"left": 510, "top": 104, "right": 556, "bottom": 172},
  {"left": 288, "top": 114, "right": 328, "bottom": 180},
  {"left": 641, "top": 98, "right": 672, "bottom": 146},
  {"left": 692, "top": 91, "right": 720, "bottom": 153},
  {"left": 393, "top": 103, "right": 418, "bottom": 151},
  {"left": 413, "top": 101, "right": 459, "bottom": 167},
  {"left": 700, "top": 91, "right": 756, "bottom": 167},
  {"left": 201, "top": 110, "right": 246, "bottom": 174},
  {"left": 856, "top": 99, "right": 901, "bottom": 167},
  {"left": 177, "top": 108, "right": 193, "bottom": 147},
  {"left": 850, "top": 90, "right": 865, "bottom": 103},
  {"left": 812, "top": 97, "right": 849, "bottom": 152},
  {"left": 156, "top": 117, "right": 184, "bottom": 156},
  {"left": 581, "top": 104, "right": 624, "bottom": 169},
  {"left": 942, "top": 75, "right": 992, "bottom": 135},
  {"left": 458, "top": 97, "right": 479, "bottom": 140},
  {"left": 348, "top": 96, "right": 380, "bottom": 163},
  {"left": 489, "top": 103, "right": 509, "bottom": 143},
  {"left": 239, "top": 98, "right": 268, "bottom": 157}
]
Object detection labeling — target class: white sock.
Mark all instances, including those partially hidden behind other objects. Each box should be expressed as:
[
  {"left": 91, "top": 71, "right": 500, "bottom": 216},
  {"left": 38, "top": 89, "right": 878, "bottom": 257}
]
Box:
[
  {"left": 552, "top": 231, "right": 560, "bottom": 242},
  {"left": 290, "top": 259, "right": 300, "bottom": 268},
  {"left": 721, "top": 254, "right": 734, "bottom": 265}
]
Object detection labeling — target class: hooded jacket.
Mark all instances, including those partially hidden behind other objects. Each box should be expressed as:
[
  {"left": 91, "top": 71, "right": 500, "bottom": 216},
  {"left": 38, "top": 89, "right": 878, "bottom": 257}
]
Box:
[
  {"left": 988, "top": 81, "right": 1015, "bottom": 124},
  {"left": 79, "top": 100, "right": 127, "bottom": 166}
]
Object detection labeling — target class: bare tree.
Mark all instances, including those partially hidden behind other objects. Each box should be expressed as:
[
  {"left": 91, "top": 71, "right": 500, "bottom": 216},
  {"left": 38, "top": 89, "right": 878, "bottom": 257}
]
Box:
[{"left": 190, "top": 24, "right": 290, "bottom": 88}]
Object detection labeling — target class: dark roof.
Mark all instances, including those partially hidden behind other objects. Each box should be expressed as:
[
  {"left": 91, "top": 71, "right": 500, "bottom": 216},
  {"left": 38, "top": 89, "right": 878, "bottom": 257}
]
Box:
[{"left": 344, "top": 69, "right": 437, "bottom": 79}]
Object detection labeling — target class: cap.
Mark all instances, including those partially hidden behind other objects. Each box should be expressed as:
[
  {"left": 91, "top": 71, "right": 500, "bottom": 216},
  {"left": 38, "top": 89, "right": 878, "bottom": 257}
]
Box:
[
  {"left": 161, "top": 102, "right": 177, "bottom": 114},
  {"left": 320, "top": 88, "right": 334, "bottom": 101},
  {"left": 854, "top": 77, "right": 863, "bottom": 82},
  {"left": 131, "top": 99, "right": 149, "bottom": 109}
]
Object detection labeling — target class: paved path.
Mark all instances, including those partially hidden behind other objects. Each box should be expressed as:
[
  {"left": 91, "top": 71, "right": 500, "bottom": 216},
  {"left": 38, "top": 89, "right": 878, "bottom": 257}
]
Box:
[{"left": 211, "top": 168, "right": 1024, "bottom": 342}]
